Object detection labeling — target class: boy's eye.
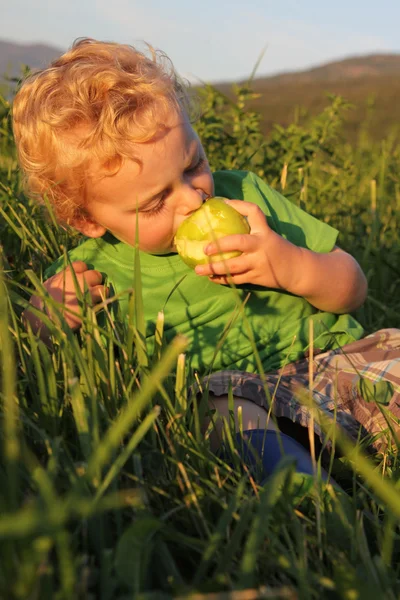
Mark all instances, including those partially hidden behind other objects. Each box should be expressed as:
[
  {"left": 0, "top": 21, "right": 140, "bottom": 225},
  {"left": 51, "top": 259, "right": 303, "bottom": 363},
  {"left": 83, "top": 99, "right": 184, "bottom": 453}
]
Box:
[
  {"left": 186, "top": 157, "right": 206, "bottom": 174},
  {"left": 140, "top": 195, "right": 167, "bottom": 217}
]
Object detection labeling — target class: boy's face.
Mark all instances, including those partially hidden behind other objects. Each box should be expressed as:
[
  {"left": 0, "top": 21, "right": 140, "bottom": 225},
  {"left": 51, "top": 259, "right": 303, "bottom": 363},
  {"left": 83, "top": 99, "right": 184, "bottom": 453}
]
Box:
[{"left": 79, "top": 111, "right": 214, "bottom": 253}]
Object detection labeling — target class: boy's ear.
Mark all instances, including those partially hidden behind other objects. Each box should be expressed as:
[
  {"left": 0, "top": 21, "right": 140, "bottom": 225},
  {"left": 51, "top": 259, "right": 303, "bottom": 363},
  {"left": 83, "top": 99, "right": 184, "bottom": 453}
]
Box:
[{"left": 71, "top": 218, "right": 107, "bottom": 238}]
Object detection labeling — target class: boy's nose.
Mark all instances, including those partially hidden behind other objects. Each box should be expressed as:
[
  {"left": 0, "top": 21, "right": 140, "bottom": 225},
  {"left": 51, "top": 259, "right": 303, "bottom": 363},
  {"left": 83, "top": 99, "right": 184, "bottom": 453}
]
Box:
[
  {"left": 183, "top": 188, "right": 209, "bottom": 214},
  {"left": 196, "top": 189, "right": 210, "bottom": 202}
]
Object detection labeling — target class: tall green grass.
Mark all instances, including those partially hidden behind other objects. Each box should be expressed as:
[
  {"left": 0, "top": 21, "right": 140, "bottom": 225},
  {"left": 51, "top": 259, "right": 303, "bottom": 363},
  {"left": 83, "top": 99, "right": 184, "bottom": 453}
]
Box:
[{"left": 1, "top": 83, "right": 400, "bottom": 599}]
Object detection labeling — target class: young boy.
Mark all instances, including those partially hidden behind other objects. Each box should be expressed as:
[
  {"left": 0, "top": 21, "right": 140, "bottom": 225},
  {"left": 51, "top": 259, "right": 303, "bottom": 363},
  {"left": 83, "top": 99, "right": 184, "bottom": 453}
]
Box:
[{"left": 12, "top": 38, "right": 400, "bottom": 478}]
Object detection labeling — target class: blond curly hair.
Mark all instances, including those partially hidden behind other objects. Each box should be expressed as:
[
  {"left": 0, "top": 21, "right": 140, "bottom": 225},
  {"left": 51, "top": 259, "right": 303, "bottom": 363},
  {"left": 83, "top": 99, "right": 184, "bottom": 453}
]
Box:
[{"left": 12, "top": 37, "right": 195, "bottom": 224}]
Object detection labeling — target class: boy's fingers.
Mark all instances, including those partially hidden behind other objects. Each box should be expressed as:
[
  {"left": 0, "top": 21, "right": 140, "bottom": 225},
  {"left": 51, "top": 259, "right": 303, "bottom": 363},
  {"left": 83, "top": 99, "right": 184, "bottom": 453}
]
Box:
[
  {"left": 223, "top": 199, "right": 269, "bottom": 233},
  {"left": 204, "top": 234, "right": 255, "bottom": 255},
  {"left": 69, "top": 261, "right": 88, "bottom": 273},
  {"left": 209, "top": 272, "right": 249, "bottom": 286},
  {"left": 90, "top": 285, "right": 108, "bottom": 304},
  {"left": 196, "top": 257, "right": 248, "bottom": 277},
  {"left": 82, "top": 270, "right": 103, "bottom": 287},
  {"left": 223, "top": 199, "right": 259, "bottom": 216}
]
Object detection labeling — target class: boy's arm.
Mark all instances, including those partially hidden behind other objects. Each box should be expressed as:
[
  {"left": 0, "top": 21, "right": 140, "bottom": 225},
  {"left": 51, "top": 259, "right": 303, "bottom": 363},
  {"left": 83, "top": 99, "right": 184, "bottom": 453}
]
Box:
[
  {"left": 23, "top": 261, "right": 106, "bottom": 343},
  {"left": 285, "top": 245, "right": 367, "bottom": 313},
  {"left": 194, "top": 200, "right": 367, "bottom": 314}
]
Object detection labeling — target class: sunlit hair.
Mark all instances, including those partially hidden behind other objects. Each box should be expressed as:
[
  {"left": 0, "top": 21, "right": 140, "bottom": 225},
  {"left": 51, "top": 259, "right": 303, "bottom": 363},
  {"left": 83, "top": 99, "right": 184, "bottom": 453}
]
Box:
[{"left": 12, "top": 37, "right": 196, "bottom": 224}]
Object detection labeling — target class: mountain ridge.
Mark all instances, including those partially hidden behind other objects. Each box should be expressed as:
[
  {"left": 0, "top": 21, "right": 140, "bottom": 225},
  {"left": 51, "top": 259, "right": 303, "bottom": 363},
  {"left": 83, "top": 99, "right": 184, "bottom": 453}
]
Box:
[
  {"left": 1, "top": 38, "right": 400, "bottom": 84},
  {"left": 1, "top": 39, "right": 399, "bottom": 140},
  {"left": 0, "top": 39, "right": 63, "bottom": 80},
  {"left": 247, "top": 53, "right": 400, "bottom": 85}
]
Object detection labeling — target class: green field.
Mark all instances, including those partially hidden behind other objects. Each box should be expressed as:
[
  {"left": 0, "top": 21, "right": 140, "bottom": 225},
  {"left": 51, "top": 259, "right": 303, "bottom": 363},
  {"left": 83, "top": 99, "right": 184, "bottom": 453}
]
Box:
[
  {"left": 214, "top": 55, "right": 400, "bottom": 144},
  {"left": 1, "top": 82, "right": 400, "bottom": 599}
]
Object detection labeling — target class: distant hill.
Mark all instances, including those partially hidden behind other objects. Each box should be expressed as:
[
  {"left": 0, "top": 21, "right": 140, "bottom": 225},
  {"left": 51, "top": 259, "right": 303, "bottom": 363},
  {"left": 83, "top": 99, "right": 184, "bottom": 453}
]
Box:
[
  {"left": 1, "top": 39, "right": 399, "bottom": 141},
  {"left": 246, "top": 54, "right": 400, "bottom": 85},
  {"left": 215, "top": 54, "right": 400, "bottom": 142},
  {"left": 0, "top": 39, "right": 63, "bottom": 82}
]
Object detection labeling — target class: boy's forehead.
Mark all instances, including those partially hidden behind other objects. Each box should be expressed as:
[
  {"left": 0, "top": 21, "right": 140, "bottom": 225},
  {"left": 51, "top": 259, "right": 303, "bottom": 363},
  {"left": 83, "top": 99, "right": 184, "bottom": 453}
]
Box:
[
  {"left": 143, "top": 123, "right": 199, "bottom": 161},
  {"left": 87, "top": 117, "right": 200, "bottom": 202}
]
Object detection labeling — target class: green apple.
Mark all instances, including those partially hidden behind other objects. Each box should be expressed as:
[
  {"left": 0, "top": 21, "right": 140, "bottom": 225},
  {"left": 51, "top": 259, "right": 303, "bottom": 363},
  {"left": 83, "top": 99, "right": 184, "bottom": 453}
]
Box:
[{"left": 174, "top": 197, "right": 250, "bottom": 268}]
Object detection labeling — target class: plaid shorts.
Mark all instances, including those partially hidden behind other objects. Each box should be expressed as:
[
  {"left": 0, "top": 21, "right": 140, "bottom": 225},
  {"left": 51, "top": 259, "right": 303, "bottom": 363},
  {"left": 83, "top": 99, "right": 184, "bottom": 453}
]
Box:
[{"left": 201, "top": 328, "right": 400, "bottom": 451}]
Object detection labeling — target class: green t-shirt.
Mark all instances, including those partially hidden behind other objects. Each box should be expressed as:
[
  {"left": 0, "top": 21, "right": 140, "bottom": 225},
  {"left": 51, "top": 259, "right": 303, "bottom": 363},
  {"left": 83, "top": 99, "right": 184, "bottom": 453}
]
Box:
[{"left": 46, "top": 170, "right": 364, "bottom": 374}]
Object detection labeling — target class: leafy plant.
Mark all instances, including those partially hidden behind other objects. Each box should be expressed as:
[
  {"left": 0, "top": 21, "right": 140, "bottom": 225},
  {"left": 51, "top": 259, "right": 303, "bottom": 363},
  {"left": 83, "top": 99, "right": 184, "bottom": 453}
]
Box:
[{"left": 1, "top": 78, "right": 400, "bottom": 599}]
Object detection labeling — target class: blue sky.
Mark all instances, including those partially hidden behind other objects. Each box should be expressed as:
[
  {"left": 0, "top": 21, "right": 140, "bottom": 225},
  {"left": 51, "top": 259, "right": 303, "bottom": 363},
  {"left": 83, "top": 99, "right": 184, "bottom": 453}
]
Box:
[{"left": 2, "top": 0, "right": 399, "bottom": 82}]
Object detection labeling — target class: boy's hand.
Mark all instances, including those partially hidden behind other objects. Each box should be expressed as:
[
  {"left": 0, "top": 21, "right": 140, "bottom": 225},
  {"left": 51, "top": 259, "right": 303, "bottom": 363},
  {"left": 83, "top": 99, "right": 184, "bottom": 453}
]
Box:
[
  {"left": 194, "top": 200, "right": 299, "bottom": 290},
  {"left": 26, "top": 261, "right": 106, "bottom": 333},
  {"left": 193, "top": 199, "right": 368, "bottom": 313}
]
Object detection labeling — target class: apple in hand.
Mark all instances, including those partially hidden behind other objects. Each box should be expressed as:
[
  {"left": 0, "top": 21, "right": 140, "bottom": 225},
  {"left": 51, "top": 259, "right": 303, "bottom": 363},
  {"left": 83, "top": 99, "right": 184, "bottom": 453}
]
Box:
[{"left": 174, "top": 197, "right": 250, "bottom": 268}]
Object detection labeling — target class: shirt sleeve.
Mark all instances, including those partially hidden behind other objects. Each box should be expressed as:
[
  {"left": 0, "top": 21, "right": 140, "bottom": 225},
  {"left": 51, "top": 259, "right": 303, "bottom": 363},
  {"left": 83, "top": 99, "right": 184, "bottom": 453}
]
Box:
[
  {"left": 44, "top": 239, "right": 95, "bottom": 280},
  {"left": 213, "top": 170, "right": 339, "bottom": 254},
  {"left": 245, "top": 172, "right": 339, "bottom": 253}
]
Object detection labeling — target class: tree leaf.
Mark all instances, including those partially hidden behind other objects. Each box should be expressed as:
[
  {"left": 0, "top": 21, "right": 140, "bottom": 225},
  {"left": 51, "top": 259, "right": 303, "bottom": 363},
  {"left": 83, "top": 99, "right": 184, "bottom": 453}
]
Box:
[
  {"left": 357, "top": 378, "right": 394, "bottom": 406},
  {"left": 115, "top": 515, "right": 164, "bottom": 591}
]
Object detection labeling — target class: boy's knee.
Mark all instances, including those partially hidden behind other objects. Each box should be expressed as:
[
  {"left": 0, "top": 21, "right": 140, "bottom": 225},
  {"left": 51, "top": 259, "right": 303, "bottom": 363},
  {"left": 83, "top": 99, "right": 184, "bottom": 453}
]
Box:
[{"left": 204, "top": 393, "right": 277, "bottom": 451}]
